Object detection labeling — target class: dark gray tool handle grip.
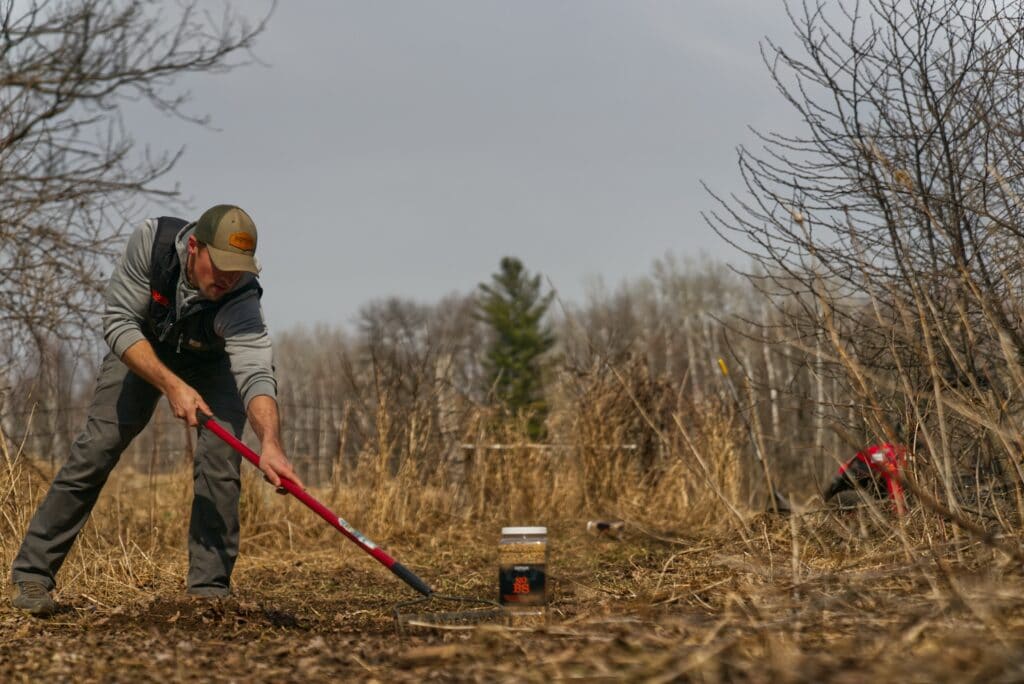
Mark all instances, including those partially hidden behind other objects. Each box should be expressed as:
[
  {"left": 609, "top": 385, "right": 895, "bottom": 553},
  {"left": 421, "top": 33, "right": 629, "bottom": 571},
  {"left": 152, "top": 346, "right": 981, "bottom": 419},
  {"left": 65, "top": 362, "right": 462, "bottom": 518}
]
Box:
[{"left": 390, "top": 562, "right": 433, "bottom": 597}]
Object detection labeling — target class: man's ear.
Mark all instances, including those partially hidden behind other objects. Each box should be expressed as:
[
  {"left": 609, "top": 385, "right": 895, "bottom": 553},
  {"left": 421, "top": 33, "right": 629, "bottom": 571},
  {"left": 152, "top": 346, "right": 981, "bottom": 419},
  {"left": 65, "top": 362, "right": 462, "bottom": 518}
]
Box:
[{"left": 187, "top": 234, "right": 198, "bottom": 255}]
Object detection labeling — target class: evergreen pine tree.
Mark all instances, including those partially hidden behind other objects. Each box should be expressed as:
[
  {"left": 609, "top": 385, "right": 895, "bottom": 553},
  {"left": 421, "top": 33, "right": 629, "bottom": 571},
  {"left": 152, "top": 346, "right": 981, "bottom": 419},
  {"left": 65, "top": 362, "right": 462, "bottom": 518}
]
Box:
[{"left": 477, "top": 257, "right": 556, "bottom": 437}]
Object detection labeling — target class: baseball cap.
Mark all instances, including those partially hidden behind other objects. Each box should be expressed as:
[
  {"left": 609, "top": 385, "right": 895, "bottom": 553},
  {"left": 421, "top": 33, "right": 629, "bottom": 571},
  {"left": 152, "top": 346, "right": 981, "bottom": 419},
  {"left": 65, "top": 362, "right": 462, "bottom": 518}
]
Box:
[{"left": 193, "top": 204, "right": 260, "bottom": 274}]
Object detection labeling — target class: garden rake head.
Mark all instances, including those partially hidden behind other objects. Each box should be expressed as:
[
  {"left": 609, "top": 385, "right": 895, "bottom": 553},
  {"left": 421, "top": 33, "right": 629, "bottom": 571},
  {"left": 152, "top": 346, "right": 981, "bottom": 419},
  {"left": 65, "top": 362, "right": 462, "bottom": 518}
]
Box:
[
  {"left": 393, "top": 594, "right": 508, "bottom": 635},
  {"left": 198, "top": 413, "right": 506, "bottom": 634}
]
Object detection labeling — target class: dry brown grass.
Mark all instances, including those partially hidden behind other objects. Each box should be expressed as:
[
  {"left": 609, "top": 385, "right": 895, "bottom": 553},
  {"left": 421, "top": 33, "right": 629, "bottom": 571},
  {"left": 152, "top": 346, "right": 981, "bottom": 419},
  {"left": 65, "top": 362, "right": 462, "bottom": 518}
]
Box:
[{"left": 3, "top": 397, "right": 1024, "bottom": 682}]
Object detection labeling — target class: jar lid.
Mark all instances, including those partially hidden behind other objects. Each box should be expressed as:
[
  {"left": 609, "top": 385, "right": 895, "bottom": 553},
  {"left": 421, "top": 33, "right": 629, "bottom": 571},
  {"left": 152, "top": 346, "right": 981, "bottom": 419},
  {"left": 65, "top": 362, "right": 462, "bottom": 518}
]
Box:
[{"left": 501, "top": 526, "right": 547, "bottom": 535}]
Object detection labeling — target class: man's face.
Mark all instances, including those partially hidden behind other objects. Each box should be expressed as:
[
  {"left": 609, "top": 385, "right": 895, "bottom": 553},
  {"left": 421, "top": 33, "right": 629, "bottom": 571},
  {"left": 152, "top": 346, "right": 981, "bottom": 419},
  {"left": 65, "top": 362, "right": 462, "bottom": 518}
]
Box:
[{"left": 187, "top": 235, "right": 243, "bottom": 300}]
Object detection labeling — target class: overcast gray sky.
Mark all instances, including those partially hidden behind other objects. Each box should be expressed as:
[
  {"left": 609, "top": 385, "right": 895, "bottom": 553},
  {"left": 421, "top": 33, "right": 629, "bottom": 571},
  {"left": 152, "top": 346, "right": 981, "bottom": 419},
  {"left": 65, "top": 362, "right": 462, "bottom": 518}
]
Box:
[{"left": 124, "top": 1, "right": 801, "bottom": 331}]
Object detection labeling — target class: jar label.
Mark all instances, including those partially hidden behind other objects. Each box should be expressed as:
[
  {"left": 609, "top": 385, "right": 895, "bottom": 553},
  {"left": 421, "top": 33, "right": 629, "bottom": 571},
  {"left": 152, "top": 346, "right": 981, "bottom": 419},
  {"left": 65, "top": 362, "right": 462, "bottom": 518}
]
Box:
[{"left": 499, "top": 564, "right": 546, "bottom": 605}]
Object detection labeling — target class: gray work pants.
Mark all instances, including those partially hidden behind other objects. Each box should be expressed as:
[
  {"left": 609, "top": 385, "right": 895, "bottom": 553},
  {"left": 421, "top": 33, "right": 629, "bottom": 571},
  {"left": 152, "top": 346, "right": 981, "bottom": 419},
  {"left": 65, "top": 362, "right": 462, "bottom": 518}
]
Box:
[{"left": 11, "top": 350, "right": 247, "bottom": 596}]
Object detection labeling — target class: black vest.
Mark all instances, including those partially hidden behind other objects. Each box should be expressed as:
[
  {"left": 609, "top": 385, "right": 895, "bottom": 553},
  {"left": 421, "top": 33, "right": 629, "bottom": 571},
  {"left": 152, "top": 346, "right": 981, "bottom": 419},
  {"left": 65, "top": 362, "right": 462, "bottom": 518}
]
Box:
[{"left": 145, "top": 216, "right": 261, "bottom": 359}]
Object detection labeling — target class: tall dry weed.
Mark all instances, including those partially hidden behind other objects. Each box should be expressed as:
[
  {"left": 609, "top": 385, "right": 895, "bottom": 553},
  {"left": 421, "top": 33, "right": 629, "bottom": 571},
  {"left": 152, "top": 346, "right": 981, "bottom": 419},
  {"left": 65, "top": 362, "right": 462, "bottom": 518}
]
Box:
[{"left": 1, "top": 353, "right": 754, "bottom": 594}]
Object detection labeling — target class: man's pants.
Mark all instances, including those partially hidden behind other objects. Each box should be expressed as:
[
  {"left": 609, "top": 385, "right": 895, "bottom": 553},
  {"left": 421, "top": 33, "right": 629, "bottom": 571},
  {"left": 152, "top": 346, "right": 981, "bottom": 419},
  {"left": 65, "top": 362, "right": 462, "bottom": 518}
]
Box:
[{"left": 11, "top": 350, "right": 247, "bottom": 596}]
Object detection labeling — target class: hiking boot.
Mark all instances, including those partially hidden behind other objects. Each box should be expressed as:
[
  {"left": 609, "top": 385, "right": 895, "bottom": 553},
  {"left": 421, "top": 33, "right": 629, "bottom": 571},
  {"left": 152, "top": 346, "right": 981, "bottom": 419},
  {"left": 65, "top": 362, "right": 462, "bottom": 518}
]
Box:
[{"left": 11, "top": 581, "right": 56, "bottom": 617}]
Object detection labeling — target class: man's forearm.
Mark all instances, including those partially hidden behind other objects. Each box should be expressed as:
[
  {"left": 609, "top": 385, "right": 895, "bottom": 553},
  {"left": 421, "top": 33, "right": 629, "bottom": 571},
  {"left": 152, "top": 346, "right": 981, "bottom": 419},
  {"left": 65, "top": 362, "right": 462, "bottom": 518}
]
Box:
[
  {"left": 121, "top": 339, "right": 211, "bottom": 426},
  {"left": 247, "top": 394, "right": 283, "bottom": 447},
  {"left": 246, "top": 394, "right": 302, "bottom": 489},
  {"left": 121, "top": 339, "right": 184, "bottom": 394}
]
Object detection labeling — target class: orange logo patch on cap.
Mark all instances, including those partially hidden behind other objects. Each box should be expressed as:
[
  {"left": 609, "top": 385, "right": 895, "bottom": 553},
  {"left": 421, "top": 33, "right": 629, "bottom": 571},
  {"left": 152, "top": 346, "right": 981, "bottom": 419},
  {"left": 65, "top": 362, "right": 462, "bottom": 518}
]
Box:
[{"left": 228, "top": 231, "right": 255, "bottom": 251}]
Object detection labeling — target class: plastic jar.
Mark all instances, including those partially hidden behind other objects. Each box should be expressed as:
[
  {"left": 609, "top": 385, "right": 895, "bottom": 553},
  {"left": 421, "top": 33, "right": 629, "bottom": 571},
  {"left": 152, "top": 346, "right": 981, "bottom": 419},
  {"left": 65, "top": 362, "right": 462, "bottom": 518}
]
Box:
[{"left": 498, "top": 526, "right": 548, "bottom": 626}]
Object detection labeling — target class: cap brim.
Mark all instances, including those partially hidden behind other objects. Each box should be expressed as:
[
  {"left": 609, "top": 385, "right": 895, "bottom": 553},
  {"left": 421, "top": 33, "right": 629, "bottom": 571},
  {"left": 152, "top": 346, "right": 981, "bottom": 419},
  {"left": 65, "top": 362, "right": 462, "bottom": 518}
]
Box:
[{"left": 207, "top": 245, "right": 260, "bottom": 275}]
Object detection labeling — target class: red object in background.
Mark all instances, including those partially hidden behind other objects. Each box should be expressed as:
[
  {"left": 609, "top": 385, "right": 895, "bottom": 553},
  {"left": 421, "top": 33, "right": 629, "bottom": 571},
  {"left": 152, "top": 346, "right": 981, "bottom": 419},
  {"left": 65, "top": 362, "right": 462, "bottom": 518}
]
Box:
[{"left": 824, "top": 443, "right": 907, "bottom": 514}]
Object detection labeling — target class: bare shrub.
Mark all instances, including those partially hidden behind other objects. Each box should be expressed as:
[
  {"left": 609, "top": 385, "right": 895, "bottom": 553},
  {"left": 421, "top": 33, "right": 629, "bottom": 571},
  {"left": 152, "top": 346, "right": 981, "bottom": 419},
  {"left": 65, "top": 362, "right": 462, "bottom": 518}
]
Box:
[{"left": 705, "top": 0, "right": 1024, "bottom": 516}]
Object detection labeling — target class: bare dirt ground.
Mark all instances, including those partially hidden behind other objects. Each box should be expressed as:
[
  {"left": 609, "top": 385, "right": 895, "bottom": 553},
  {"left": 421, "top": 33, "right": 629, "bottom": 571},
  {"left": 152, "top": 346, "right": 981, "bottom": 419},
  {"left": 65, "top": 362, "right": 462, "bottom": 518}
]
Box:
[{"left": 4, "top": 513, "right": 1024, "bottom": 683}]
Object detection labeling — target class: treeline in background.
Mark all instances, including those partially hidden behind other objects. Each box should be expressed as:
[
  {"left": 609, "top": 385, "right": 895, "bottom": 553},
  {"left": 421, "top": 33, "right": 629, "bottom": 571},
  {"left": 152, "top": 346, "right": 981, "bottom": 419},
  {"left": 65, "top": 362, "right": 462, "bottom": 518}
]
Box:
[
  {"left": 4, "top": 254, "right": 834, "bottom": 528},
  {"left": 6, "top": 241, "right": 1007, "bottom": 531}
]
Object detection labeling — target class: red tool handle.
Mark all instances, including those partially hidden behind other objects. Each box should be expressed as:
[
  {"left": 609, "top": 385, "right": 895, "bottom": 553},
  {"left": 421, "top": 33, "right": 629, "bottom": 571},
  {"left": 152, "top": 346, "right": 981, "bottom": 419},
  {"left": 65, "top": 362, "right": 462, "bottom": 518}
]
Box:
[{"left": 198, "top": 412, "right": 433, "bottom": 597}]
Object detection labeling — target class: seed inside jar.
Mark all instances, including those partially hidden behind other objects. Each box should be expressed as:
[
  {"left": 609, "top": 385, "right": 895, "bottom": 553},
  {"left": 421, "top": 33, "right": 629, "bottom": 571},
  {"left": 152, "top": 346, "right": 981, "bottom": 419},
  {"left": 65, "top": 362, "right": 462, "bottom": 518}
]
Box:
[{"left": 499, "top": 541, "right": 547, "bottom": 565}]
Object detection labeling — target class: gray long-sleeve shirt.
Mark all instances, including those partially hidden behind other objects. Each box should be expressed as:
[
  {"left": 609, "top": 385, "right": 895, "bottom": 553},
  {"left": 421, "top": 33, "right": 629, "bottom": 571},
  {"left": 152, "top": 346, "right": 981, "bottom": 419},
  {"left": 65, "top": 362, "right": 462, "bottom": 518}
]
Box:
[{"left": 102, "top": 218, "right": 277, "bottom": 407}]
